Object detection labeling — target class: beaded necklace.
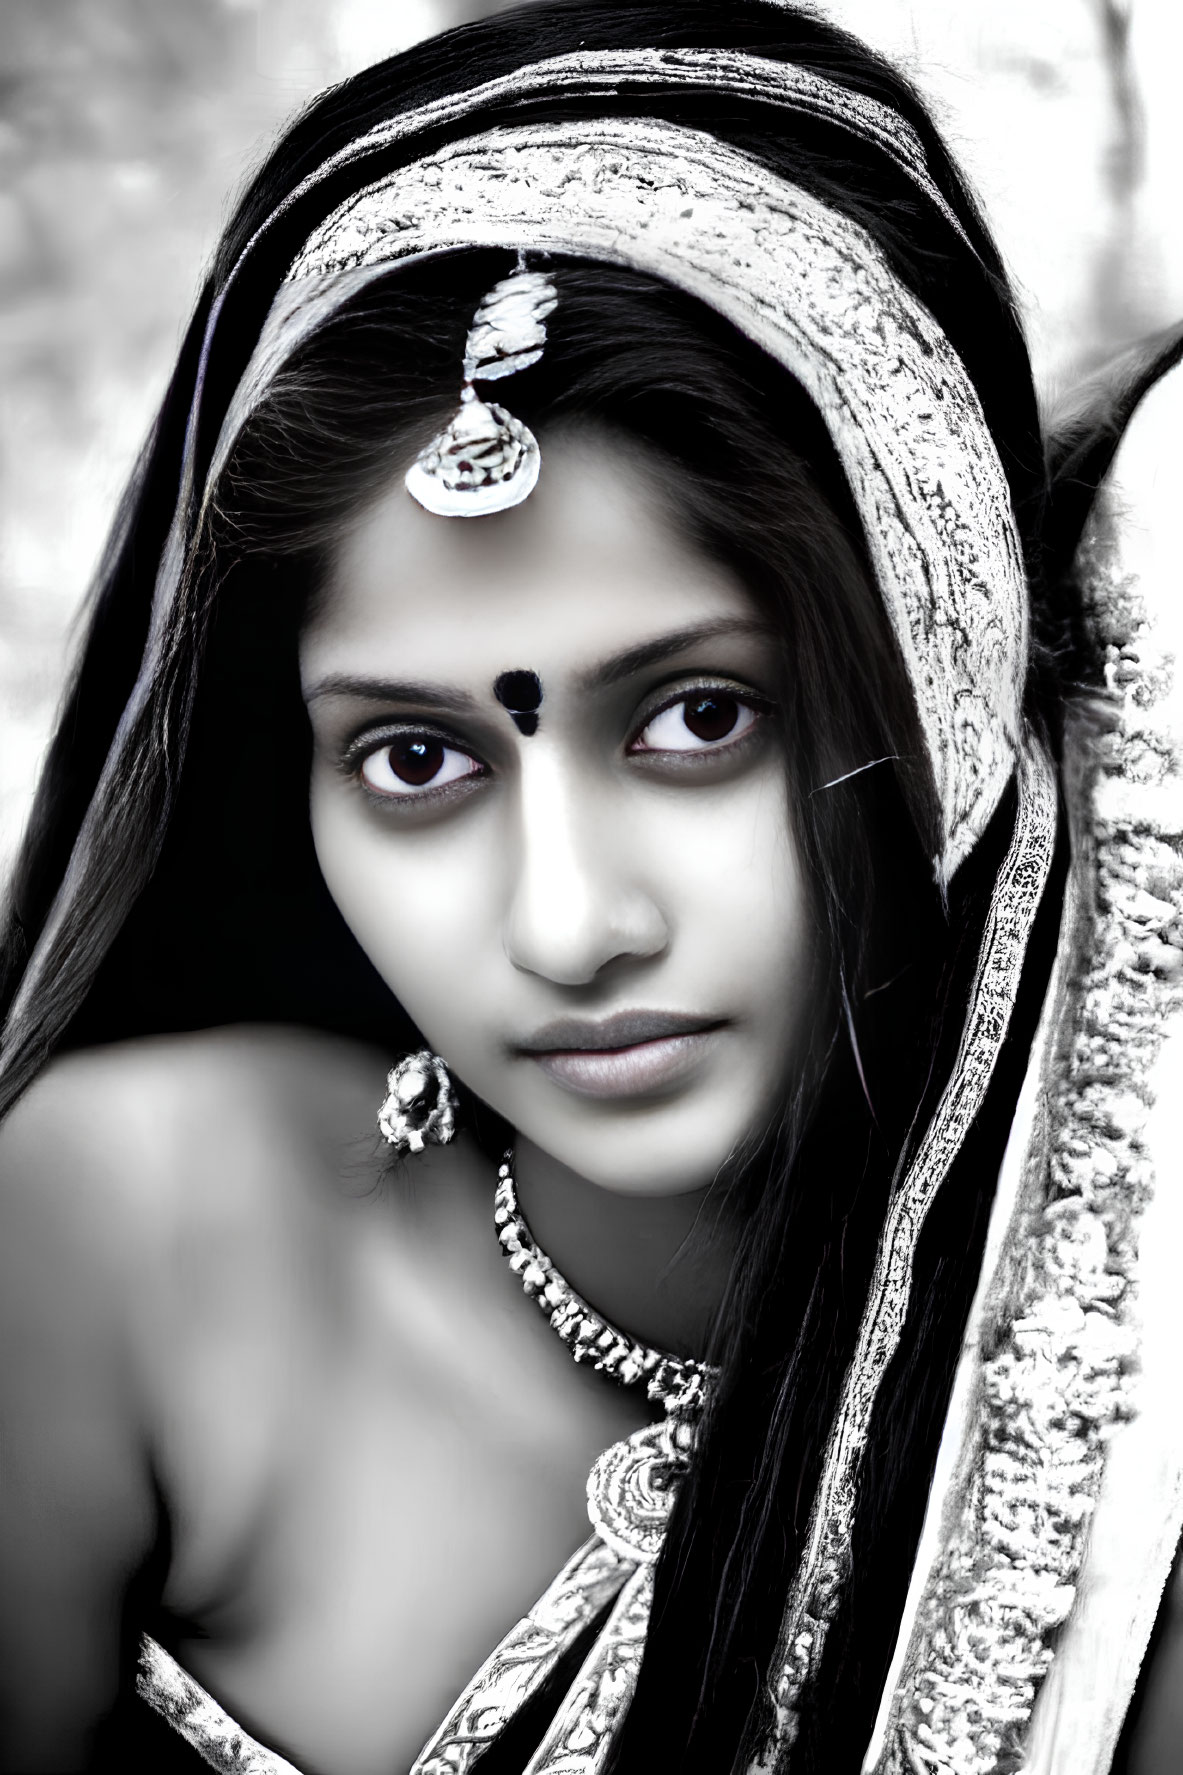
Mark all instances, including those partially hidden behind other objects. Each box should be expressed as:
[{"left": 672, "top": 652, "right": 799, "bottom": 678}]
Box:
[
  {"left": 494, "top": 1152, "right": 714, "bottom": 1418},
  {"left": 493, "top": 1151, "right": 717, "bottom": 1572}
]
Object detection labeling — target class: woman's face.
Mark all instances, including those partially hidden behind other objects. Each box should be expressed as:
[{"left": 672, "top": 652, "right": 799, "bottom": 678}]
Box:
[{"left": 301, "top": 430, "right": 816, "bottom": 1195}]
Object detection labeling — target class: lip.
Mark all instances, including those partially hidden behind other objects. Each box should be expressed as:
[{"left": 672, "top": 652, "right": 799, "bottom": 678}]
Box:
[{"left": 517, "top": 1010, "right": 726, "bottom": 1100}]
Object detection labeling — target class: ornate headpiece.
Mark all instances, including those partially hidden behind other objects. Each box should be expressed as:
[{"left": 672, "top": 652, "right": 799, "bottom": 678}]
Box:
[{"left": 404, "top": 258, "right": 558, "bottom": 517}]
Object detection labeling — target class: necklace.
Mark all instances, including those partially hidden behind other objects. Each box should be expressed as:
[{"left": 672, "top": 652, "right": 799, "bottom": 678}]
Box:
[
  {"left": 417, "top": 1152, "right": 718, "bottom": 1770},
  {"left": 494, "top": 1150, "right": 717, "bottom": 1567},
  {"left": 494, "top": 1152, "right": 715, "bottom": 1418}
]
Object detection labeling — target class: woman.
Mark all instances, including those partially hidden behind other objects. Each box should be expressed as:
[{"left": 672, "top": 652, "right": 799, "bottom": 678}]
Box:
[{"left": 1, "top": 3, "right": 1180, "bottom": 1772}]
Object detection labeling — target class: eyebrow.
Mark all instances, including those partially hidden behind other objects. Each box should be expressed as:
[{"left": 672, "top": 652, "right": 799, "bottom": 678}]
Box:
[
  {"left": 576, "top": 618, "right": 776, "bottom": 691},
  {"left": 304, "top": 619, "right": 774, "bottom": 710},
  {"left": 304, "top": 675, "right": 480, "bottom": 711}
]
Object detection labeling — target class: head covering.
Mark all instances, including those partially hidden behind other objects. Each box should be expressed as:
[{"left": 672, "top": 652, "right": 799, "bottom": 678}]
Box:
[{"left": 5, "top": 8, "right": 1182, "bottom": 1773}]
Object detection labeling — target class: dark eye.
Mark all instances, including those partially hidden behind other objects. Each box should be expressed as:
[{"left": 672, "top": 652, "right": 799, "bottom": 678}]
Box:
[
  {"left": 633, "top": 692, "right": 758, "bottom": 754},
  {"left": 359, "top": 734, "right": 482, "bottom": 797}
]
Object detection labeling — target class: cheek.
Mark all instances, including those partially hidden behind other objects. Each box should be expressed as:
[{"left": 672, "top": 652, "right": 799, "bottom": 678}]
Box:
[
  {"left": 653, "top": 769, "right": 812, "bottom": 998},
  {"left": 659, "top": 769, "right": 818, "bottom": 1116},
  {"left": 308, "top": 770, "right": 497, "bottom": 1048}
]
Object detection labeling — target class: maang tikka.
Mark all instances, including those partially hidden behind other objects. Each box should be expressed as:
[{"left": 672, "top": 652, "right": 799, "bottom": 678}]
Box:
[{"left": 405, "top": 256, "right": 557, "bottom": 518}]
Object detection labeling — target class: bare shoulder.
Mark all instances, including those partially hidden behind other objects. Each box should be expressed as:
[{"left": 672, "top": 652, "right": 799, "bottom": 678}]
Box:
[
  {"left": 0, "top": 1028, "right": 388, "bottom": 1769},
  {"left": 0, "top": 1025, "right": 396, "bottom": 1718},
  {"left": 0, "top": 1024, "right": 398, "bottom": 1454},
  {"left": 0, "top": 1024, "right": 389, "bottom": 1262}
]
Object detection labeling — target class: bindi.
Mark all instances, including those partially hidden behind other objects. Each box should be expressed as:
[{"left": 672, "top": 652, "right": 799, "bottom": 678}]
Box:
[{"left": 493, "top": 669, "right": 544, "bottom": 736}]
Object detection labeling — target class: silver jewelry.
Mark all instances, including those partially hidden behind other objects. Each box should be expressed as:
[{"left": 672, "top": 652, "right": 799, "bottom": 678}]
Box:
[
  {"left": 494, "top": 1153, "right": 714, "bottom": 1419},
  {"left": 405, "top": 261, "right": 557, "bottom": 519},
  {"left": 377, "top": 1049, "right": 458, "bottom": 1154}
]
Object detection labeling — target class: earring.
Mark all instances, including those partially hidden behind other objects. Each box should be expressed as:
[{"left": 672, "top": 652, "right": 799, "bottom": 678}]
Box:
[{"left": 378, "top": 1050, "right": 458, "bottom": 1154}]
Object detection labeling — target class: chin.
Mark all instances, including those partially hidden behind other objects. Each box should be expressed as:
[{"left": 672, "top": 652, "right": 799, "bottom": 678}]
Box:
[
  {"left": 453, "top": 1029, "right": 786, "bottom": 1195},
  {"left": 512, "top": 1090, "right": 760, "bottom": 1196}
]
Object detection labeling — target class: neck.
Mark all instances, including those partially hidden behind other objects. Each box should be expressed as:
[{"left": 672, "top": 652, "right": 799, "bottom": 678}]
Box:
[{"left": 512, "top": 1137, "right": 734, "bottom": 1360}]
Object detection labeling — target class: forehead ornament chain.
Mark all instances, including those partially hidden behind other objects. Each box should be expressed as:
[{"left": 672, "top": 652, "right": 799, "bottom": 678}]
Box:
[{"left": 405, "top": 257, "right": 558, "bottom": 518}]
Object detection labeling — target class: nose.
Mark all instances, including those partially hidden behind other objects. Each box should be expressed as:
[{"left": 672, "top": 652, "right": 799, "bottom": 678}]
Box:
[{"left": 502, "top": 748, "right": 669, "bottom": 987}]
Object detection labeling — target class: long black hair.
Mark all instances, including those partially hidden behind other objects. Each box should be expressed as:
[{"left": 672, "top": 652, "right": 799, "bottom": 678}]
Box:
[{"left": 0, "top": 5, "right": 1069, "bottom": 1771}]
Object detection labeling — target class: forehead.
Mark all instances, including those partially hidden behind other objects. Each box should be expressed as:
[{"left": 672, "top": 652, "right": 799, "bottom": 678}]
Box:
[{"left": 302, "top": 431, "right": 760, "bottom": 685}]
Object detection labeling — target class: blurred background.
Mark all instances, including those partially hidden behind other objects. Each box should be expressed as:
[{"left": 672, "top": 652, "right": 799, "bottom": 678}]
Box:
[{"left": 1, "top": 0, "right": 1180, "bottom": 880}]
